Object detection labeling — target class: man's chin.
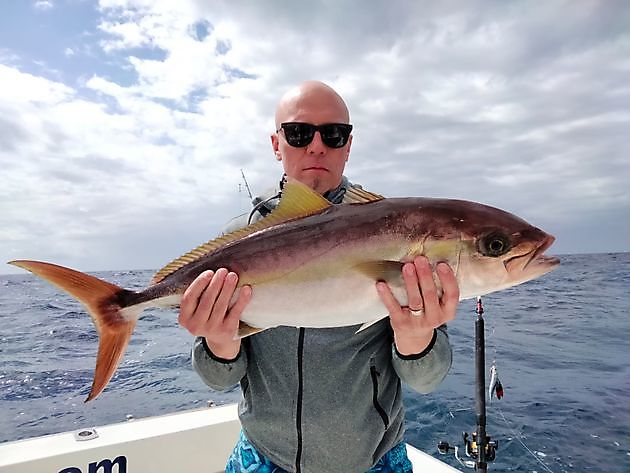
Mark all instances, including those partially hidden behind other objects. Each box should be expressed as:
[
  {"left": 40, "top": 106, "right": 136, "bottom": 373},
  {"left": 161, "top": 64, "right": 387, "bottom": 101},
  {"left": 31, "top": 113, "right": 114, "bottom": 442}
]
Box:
[{"left": 296, "top": 175, "right": 325, "bottom": 194}]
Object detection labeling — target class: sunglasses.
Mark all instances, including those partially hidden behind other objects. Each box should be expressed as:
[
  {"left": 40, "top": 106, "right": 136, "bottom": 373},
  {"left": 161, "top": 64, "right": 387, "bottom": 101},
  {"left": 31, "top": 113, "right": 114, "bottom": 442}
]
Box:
[{"left": 278, "top": 122, "right": 353, "bottom": 149}]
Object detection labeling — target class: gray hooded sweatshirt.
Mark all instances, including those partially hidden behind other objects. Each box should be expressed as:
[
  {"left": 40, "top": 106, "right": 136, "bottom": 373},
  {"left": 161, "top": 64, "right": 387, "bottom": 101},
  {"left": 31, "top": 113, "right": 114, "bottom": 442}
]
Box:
[{"left": 192, "top": 177, "right": 452, "bottom": 473}]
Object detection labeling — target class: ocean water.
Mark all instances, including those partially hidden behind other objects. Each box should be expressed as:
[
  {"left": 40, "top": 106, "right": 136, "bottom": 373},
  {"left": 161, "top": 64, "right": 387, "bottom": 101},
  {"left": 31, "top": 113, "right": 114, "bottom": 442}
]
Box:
[{"left": 1, "top": 252, "right": 628, "bottom": 472}]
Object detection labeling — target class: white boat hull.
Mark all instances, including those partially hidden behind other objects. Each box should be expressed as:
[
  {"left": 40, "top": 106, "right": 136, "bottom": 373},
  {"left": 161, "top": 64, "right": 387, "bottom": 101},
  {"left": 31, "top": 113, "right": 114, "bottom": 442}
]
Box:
[{"left": 0, "top": 404, "right": 461, "bottom": 472}]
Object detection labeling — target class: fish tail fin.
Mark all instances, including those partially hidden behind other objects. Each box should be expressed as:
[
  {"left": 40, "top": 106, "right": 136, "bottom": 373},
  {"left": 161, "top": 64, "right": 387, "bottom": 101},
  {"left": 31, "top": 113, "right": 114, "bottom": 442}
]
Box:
[{"left": 8, "top": 260, "right": 137, "bottom": 402}]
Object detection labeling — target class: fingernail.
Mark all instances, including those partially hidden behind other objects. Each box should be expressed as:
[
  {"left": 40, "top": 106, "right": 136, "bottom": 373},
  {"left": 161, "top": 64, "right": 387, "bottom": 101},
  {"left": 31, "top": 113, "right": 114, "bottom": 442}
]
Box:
[
  {"left": 437, "top": 262, "right": 449, "bottom": 273},
  {"left": 417, "top": 257, "right": 429, "bottom": 268}
]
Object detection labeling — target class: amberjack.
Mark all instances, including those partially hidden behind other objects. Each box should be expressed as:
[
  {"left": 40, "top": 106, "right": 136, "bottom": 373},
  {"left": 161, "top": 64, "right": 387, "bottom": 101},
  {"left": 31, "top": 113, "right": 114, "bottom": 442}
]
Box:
[{"left": 9, "top": 180, "right": 559, "bottom": 401}]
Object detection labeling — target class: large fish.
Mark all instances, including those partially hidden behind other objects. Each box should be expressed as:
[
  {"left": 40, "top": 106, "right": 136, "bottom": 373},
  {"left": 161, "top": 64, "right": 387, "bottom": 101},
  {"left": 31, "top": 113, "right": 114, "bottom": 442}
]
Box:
[{"left": 9, "top": 180, "right": 559, "bottom": 401}]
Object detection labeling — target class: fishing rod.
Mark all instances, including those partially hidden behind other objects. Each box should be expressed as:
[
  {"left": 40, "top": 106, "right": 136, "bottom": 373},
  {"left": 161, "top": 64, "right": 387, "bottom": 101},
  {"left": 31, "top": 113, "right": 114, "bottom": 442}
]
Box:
[{"left": 438, "top": 296, "right": 499, "bottom": 471}]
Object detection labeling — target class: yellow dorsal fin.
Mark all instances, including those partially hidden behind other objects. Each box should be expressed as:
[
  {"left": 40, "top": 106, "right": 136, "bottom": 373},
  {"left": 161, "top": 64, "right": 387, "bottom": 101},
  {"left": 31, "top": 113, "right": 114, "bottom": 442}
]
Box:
[
  {"left": 275, "top": 178, "right": 333, "bottom": 217},
  {"left": 342, "top": 186, "right": 384, "bottom": 204},
  {"left": 150, "top": 179, "right": 332, "bottom": 284}
]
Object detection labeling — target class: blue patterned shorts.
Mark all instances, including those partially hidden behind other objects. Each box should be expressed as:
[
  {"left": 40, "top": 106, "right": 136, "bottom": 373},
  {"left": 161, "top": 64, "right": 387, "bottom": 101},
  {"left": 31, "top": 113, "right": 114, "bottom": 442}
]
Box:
[{"left": 226, "top": 430, "right": 413, "bottom": 473}]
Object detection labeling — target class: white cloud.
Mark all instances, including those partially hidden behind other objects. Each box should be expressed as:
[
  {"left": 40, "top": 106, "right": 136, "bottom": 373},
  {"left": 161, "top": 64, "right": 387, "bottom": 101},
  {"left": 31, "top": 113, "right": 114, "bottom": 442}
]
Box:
[
  {"left": 34, "top": 0, "right": 54, "bottom": 11},
  {"left": 1, "top": 0, "right": 629, "bottom": 273},
  {"left": 0, "top": 64, "right": 72, "bottom": 104}
]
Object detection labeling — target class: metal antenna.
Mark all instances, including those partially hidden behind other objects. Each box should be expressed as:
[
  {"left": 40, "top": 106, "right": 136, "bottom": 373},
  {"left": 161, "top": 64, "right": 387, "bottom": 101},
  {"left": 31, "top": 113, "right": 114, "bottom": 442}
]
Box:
[{"left": 240, "top": 169, "right": 253, "bottom": 200}]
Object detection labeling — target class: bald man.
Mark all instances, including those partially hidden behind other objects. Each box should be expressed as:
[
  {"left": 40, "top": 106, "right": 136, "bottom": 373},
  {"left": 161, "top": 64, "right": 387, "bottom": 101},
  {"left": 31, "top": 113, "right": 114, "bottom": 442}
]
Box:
[{"left": 179, "top": 81, "right": 459, "bottom": 473}]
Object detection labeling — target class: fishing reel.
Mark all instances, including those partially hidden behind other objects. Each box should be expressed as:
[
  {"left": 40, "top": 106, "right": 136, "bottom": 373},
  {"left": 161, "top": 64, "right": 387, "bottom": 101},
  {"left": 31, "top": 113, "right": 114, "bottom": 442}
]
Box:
[
  {"left": 437, "top": 439, "right": 475, "bottom": 469},
  {"left": 437, "top": 431, "right": 498, "bottom": 469},
  {"left": 463, "top": 431, "right": 498, "bottom": 462}
]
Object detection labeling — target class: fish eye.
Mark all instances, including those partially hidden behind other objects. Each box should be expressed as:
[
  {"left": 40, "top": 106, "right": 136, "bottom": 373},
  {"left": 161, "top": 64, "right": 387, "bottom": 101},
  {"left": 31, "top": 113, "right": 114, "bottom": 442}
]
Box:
[{"left": 479, "top": 232, "right": 511, "bottom": 257}]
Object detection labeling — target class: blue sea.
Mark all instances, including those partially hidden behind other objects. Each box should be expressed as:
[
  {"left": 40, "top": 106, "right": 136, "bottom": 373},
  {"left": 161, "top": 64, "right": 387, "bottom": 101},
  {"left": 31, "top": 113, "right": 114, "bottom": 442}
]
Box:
[{"left": 1, "top": 253, "right": 629, "bottom": 472}]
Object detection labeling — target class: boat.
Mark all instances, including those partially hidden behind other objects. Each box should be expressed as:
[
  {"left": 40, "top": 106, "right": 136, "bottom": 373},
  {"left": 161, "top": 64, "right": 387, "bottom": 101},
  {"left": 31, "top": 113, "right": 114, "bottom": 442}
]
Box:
[{"left": 0, "top": 403, "right": 462, "bottom": 472}]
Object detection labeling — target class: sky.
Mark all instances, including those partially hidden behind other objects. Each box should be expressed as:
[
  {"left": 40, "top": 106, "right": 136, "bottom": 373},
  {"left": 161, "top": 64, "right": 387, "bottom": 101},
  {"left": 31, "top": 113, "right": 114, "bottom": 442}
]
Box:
[{"left": 1, "top": 0, "right": 629, "bottom": 274}]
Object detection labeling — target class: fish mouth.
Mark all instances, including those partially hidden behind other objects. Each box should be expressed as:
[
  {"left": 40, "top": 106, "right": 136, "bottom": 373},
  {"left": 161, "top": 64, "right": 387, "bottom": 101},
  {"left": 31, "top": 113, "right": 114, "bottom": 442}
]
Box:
[
  {"left": 526, "top": 234, "right": 560, "bottom": 269},
  {"left": 504, "top": 234, "right": 560, "bottom": 274}
]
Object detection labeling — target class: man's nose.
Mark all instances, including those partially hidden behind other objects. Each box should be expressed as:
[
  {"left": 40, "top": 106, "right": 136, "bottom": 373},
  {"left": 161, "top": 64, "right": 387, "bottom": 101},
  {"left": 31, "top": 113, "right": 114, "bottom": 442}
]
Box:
[{"left": 306, "top": 131, "right": 326, "bottom": 154}]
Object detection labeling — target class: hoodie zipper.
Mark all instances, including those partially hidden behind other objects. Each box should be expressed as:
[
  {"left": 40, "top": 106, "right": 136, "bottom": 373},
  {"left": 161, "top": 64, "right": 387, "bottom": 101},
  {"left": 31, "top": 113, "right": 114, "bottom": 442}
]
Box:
[
  {"left": 295, "top": 328, "right": 305, "bottom": 473},
  {"left": 370, "top": 365, "right": 390, "bottom": 429}
]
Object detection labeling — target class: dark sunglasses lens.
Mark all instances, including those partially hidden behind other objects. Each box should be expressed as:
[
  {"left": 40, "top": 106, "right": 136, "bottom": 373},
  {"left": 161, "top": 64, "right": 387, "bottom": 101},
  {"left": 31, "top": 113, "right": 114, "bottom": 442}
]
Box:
[
  {"left": 283, "top": 124, "right": 315, "bottom": 147},
  {"left": 281, "top": 123, "right": 352, "bottom": 148},
  {"left": 319, "top": 124, "right": 351, "bottom": 148}
]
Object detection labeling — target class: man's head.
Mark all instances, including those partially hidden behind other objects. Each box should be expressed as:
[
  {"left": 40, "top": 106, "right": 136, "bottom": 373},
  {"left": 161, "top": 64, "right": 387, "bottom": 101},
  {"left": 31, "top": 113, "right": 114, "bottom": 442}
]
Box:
[{"left": 271, "top": 81, "right": 352, "bottom": 194}]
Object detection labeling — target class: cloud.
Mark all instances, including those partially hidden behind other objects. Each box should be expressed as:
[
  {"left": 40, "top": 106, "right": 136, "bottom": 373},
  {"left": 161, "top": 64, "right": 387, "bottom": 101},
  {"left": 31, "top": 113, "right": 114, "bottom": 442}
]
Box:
[
  {"left": 34, "top": 0, "right": 54, "bottom": 11},
  {"left": 1, "top": 0, "right": 629, "bottom": 274}
]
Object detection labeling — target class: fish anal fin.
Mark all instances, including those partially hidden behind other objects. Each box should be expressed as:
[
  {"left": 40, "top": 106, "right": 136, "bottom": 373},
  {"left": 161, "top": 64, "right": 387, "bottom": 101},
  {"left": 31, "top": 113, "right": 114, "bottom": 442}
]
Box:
[
  {"left": 355, "top": 317, "right": 386, "bottom": 333},
  {"left": 237, "top": 321, "right": 266, "bottom": 338},
  {"left": 151, "top": 179, "right": 332, "bottom": 284},
  {"left": 354, "top": 260, "right": 404, "bottom": 285}
]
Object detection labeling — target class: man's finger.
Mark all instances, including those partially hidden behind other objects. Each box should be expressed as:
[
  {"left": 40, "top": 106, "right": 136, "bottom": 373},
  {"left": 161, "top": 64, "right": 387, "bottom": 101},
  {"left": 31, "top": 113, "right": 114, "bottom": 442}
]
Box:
[
  {"left": 224, "top": 285, "right": 253, "bottom": 334},
  {"left": 195, "top": 268, "right": 229, "bottom": 325},
  {"left": 414, "top": 257, "right": 440, "bottom": 314},
  {"left": 376, "top": 282, "right": 406, "bottom": 326},
  {"left": 210, "top": 271, "right": 239, "bottom": 323},
  {"left": 437, "top": 263, "right": 459, "bottom": 318},
  {"left": 402, "top": 263, "right": 423, "bottom": 310},
  {"left": 179, "top": 270, "right": 214, "bottom": 324}
]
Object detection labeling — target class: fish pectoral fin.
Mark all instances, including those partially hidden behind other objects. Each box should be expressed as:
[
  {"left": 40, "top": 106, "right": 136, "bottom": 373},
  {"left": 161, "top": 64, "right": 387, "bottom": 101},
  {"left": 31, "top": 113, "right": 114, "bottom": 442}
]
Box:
[
  {"left": 237, "top": 321, "right": 267, "bottom": 338},
  {"left": 356, "top": 317, "right": 386, "bottom": 333},
  {"left": 354, "top": 260, "right": 404, "bottom": 285}
]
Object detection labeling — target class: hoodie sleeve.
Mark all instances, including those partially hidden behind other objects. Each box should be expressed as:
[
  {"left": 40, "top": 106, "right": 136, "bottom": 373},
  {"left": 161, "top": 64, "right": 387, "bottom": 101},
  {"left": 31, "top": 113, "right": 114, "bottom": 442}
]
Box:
[
  {"left": 391, "top": 325, "right": 452, "bottom": 394},
  {"left": 189, "top": 208, "right": 265, "bottom": 391},
  {"left": 191, "top": 337, "right": 248, "bottom": 391}
]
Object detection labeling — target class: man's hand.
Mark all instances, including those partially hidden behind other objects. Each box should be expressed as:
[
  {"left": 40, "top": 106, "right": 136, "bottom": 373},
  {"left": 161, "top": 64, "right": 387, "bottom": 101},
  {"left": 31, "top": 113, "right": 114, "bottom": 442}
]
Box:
[
  {"left": 376, "top": 256, "right": 459, "bottom": 356},
  {"left": 179, "top": 268, "right": 252, "bottom": 360}
]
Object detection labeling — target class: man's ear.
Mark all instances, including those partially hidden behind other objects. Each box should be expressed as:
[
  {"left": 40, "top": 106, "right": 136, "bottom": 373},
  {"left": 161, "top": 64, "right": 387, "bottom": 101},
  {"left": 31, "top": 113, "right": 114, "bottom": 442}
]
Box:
[{"left": 271, "top": 133, "right": 282, "bottom": 161}]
